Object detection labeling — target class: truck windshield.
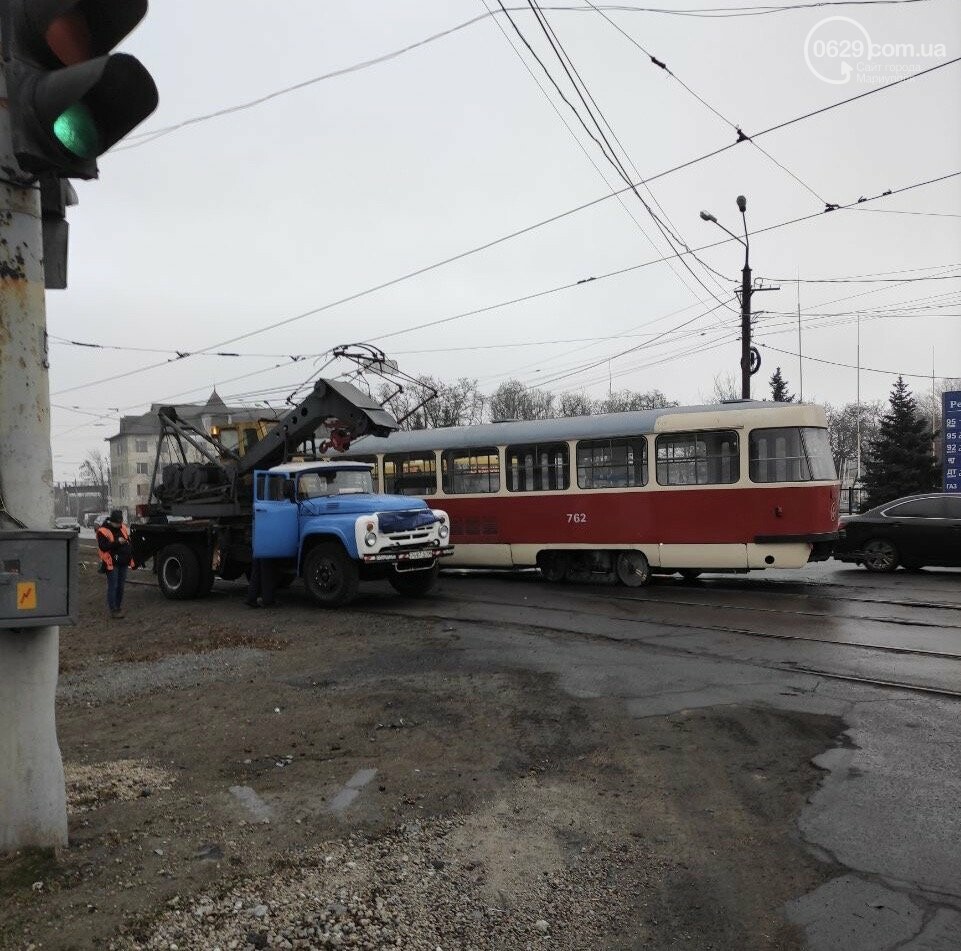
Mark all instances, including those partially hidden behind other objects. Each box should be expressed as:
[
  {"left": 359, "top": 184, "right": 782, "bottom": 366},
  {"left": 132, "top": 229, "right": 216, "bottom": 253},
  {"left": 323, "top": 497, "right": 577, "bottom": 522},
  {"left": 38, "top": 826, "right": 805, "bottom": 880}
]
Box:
[{"left": 297, "top": 469, "right": 373, "bottom": 499}]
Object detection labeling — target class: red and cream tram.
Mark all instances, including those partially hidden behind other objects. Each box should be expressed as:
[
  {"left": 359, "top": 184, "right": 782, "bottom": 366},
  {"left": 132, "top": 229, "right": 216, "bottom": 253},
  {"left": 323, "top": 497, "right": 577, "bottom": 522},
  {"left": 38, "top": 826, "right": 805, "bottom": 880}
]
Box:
[{"left": 339, "top": 401, "right": 840, "bottom": 585}]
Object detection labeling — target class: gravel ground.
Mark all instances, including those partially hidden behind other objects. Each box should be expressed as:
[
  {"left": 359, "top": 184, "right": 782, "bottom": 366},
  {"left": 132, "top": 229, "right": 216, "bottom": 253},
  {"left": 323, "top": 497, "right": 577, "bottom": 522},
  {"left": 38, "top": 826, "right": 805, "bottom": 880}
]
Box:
[
  {"left": 113, "top": 813, "right": 656, "bottom": 951},
  {"left": 1, "top": 561, "right": 843, "bottom": 950},
  {"left": 58, "top": 648, "right": 273, "bottom": 705}
]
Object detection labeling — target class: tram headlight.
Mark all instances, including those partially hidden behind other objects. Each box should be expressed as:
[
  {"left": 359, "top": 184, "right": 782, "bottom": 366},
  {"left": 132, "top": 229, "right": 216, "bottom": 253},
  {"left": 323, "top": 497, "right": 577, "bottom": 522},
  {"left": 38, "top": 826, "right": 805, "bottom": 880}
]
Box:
[{"left": 364, "top": 531, "right": 378, "bottom": 547}]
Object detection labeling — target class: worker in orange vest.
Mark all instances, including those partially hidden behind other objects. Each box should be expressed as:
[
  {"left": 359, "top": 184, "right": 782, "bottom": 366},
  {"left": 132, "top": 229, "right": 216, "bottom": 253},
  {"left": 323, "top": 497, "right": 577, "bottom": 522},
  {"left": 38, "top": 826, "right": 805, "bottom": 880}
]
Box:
[{"left": 96, "top": 509, "right": 135, "bottom": 618}]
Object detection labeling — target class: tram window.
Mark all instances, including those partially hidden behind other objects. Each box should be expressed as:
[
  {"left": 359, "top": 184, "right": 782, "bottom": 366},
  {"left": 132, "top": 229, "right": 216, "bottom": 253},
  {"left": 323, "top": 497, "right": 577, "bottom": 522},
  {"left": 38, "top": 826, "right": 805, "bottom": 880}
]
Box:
[
  {"left": 749, "top": 427, "right": 836, "bottom": 483},
  {"left": 507, "top": 442, "right": 569, "bottom": 492},
  {"left": 656, "top": 431, "right": 739, "bottom": 485},
  {"left": 349, "top": 455, "right": 380, "bottom": 492},
  {"left": 576, "top": 437, "right": 647, "bottom": 489},
  {"left": 383, "top": 452, "right": 437, "bottom": 496},
  {"left": 442, "top": 447, "right": 500, "bottom": 494}
]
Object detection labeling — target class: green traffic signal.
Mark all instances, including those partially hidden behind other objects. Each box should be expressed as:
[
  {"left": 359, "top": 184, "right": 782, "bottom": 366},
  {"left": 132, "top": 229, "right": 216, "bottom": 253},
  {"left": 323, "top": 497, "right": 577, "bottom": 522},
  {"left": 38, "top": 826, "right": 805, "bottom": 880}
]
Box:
[{"left": 52, "top": 102, "right": 101, "bottom": 159}]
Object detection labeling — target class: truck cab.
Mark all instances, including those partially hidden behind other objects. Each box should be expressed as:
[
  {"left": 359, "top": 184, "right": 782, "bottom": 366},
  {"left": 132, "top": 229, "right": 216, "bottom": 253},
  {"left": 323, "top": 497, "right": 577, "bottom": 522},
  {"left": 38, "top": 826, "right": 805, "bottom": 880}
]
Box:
[{"left": 254, "top": 460, "right": 452, "bottom": 606}]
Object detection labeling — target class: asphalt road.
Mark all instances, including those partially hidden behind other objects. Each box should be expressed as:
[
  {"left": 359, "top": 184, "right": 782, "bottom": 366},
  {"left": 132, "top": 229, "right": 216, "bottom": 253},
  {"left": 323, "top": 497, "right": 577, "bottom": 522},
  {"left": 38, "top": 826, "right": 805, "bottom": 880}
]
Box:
[{"left": 373, "top": 563, "right": 961, "bottom": 951}]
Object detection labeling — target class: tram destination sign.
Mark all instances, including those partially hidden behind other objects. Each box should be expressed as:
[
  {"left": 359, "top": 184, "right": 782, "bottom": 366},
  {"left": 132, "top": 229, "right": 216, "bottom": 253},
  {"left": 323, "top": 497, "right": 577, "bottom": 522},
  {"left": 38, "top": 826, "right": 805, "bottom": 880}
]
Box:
[{"left": 944, "top": 390, "right": 961, "bottom": 494}]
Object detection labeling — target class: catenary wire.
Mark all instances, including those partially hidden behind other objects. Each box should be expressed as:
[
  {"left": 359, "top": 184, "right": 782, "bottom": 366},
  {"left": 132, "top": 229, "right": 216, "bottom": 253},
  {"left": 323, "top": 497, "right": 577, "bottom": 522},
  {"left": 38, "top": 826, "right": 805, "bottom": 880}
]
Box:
[
  {"left": 114, "top": 1, "right": 939, "bottom": 151},
  {"left": 52, "top": 167, "right": 961, "bottom": 401}
]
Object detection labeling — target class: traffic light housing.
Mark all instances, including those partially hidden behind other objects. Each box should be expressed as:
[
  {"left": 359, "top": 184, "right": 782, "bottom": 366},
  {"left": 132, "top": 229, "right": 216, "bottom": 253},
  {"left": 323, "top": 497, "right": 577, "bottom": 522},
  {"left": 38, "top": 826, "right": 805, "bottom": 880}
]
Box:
[{"left": 1, "top": 0, "right": 158, "bottom": 180}]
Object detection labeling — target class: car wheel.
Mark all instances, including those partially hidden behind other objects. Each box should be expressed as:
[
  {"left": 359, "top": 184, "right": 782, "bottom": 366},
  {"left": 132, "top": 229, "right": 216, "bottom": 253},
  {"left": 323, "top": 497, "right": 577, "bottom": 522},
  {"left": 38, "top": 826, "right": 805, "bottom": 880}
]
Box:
[
  {"left": 303, "top": 543, "right": 359, "bottom": 607},
  {"left": 157, "top": 544, "right": 202, "bottom": 600},
  {"left": 615, "top": 550, "right": 651, "bottom": 587},
  {"left": 388, "top": 562, "right": 439, "bottom": 596},
  {"left": 861, "top": 538, "right": 900, "bottom": 573}
]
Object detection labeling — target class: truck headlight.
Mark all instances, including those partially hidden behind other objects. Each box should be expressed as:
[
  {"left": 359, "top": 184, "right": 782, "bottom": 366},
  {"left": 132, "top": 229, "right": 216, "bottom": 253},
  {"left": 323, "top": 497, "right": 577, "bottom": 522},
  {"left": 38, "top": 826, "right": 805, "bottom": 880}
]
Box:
[
  {"left": 438, "top": 523, "right": 449, "bottom": 539},
  {"left": 364, "top": 532, "right": 377, "bottom": 547}
]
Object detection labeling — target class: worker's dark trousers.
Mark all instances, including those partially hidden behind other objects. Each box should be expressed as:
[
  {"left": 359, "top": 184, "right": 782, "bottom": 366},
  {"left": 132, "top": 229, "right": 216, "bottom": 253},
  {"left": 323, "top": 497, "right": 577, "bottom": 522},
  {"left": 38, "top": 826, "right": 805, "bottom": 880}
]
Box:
[
  {"left": 106, "top": 563, "right": 128, "bottom": 611},
  {"left": 245, "top": 559, "right": 276, "bottom": 606}
]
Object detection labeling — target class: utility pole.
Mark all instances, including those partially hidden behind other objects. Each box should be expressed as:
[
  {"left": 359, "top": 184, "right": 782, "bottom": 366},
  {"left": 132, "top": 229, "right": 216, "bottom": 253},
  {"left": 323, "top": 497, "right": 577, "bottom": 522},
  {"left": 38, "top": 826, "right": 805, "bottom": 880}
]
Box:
[
  {"left": 797, "top": 270, "right": 803, "bottom": 402},
  {"left": 740, "top": 248, "right": 752, "bottom": 399},
  {"left": 699, "top": 196, "right": 777, "bottom": 400},
  {"left": 0, "top": 78, "right": 68, "bottom": 848},
  {"left": 0, "top": 1, "right": 157, "bottom": 853}
]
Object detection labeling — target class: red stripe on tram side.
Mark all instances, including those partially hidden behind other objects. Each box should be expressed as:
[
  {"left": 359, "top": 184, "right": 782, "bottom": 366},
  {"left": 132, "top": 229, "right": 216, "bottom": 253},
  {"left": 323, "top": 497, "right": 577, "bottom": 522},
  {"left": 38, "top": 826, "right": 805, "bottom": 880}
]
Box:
[{"left": 442, "top": 484, "right": 839, "bottom": 546}]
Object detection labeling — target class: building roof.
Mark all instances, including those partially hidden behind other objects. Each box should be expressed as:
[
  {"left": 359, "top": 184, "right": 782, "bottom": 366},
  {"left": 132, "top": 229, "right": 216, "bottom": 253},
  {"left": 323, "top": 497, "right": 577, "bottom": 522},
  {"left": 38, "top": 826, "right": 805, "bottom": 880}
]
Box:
[{"left": 108, "top": 390, "right": 271, "bottom": 441}]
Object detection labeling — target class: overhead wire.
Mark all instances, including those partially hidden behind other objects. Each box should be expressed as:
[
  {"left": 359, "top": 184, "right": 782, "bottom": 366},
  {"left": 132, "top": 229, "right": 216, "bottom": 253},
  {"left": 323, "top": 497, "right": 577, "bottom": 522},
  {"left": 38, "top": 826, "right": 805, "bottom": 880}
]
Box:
[
  {"left": 56, "top": 52, "right": 961, "bottom": 400},
  {"left": 481, "top": 0, "right": 731, "bottom": 320},
  {"left": 584, "top": 0, "right": 827, "bottom": 204},
  {"left": 520, "top": 0, "right": 739, "bottom": 312},
  {"left": 113, "top": 1, "right": 940, "bottom": 151}
]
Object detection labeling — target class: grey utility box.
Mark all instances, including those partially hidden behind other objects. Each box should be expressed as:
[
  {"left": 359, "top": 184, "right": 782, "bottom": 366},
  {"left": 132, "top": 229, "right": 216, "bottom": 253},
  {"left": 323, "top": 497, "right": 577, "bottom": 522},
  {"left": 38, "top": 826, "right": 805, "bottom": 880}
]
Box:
[{"left": 0, "top": 530, "right": 79, "bottom": 629}]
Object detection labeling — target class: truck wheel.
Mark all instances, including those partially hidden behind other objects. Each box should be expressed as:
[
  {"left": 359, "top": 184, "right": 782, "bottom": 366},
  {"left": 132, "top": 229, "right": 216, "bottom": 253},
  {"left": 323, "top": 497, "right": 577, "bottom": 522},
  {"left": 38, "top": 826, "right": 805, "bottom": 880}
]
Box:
[
  {"left": 388, "top": 562, "right": 439, "bottom": 596},
  {"left": 157, "top": 544, "right": 202, "bottom": 600},
  {"left": 303, "top": 544, "right": 359, "bottom": 607}
]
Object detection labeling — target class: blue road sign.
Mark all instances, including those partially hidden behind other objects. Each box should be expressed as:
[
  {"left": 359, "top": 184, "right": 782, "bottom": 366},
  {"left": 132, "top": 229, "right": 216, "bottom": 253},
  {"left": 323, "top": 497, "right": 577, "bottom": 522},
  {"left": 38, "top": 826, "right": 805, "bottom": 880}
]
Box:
[{"left": 944, "top": 391, "right": 961, "bottom": 493}]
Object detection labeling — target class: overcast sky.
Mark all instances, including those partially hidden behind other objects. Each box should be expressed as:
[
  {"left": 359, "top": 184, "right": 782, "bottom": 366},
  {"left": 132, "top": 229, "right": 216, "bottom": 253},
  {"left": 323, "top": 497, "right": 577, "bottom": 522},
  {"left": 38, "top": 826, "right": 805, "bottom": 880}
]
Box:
[{"left": 48, "top": 0, "right": 961, "bottom": 480}]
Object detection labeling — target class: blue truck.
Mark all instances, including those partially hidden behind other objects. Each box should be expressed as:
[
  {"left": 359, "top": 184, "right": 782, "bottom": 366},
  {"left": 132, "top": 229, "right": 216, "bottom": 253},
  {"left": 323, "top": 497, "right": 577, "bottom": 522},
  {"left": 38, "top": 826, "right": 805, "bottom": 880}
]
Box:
[
  {"left": 130, "top": 378, "right": 452, "bottom": 607},
  {"left": 253, "top": 460, "right": 451, "bottom": 605}
]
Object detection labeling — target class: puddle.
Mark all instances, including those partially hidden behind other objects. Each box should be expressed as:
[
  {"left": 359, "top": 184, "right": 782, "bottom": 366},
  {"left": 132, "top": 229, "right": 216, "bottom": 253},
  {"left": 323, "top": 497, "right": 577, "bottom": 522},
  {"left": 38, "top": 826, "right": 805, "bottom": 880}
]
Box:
[{"left": 327, "top": 767, "right": 378, "bottom": 814}]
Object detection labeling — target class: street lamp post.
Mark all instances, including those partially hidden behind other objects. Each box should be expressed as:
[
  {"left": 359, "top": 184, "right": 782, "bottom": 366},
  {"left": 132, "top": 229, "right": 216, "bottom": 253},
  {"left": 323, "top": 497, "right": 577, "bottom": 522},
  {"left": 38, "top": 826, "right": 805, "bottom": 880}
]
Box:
[{"left": 699, "top": 196, "right": 778, "bottom": 400}]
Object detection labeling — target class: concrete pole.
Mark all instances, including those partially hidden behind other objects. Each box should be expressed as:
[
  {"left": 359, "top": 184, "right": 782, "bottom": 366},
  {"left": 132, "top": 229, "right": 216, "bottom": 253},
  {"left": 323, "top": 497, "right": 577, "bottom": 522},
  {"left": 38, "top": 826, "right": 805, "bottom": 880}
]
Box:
[{"left": 0, "top": 62, "right": 68, "bottom": 849}]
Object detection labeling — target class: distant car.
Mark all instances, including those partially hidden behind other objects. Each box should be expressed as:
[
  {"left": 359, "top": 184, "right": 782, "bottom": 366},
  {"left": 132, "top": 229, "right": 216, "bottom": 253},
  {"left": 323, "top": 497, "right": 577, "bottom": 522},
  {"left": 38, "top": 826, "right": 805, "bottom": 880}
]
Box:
[
  {"left": 833, "top": 493, "right": 961, "bottom": 572},
  {"left": 54, "top": 516, "right": 80, "bottom": 532}
]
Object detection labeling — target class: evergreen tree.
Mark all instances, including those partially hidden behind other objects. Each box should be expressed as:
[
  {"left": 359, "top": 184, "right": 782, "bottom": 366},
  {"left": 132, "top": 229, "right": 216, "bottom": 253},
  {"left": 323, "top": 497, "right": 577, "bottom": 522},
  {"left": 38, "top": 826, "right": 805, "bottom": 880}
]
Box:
[
  {"left": 769, "top": 366, "right": 794, "bottom": 402},
  {"left": 860, "top": 376, "right": 939, "bottom": 509}
]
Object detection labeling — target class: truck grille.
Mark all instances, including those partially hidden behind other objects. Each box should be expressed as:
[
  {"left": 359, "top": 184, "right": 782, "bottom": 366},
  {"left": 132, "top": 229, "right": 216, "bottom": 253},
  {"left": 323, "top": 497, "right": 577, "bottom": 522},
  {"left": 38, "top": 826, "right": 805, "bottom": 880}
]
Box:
[
  {"left": 386, "top": 530, "right": 433, "bottom": 542},
  {"left": 377, "top": 510, "right": 438, "bottom": 534}
]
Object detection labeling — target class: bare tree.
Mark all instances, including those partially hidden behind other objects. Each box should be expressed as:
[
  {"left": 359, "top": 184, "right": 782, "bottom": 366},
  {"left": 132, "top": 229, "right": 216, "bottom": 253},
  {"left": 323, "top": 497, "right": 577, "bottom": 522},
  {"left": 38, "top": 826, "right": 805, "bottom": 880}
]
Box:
[
  {"left": 421, "top": 377, "right": 484, "bottom": 429},
  {"left": 378, "top": 377, "right": 483, "bottom": 430},
  {"left": 487, "top": 379, "right": 555, "bottom": 421},
  {"left": 558, "top": 391, "right": 596, "bottom": 417},
  {"left": 79, "top": 449, "right": 109, "bottom": 508},
  {"left": 824, "top": 400, "right": 883, "bottom": 483},
  {"left": 598, "top": 389, "right": 676, "bottom": 414},
  {"left": 705, "top": 372, "right": 740, "bottom": 404},
  {"left": 919, "top": 377, "right": 961, "bottom": 447}
]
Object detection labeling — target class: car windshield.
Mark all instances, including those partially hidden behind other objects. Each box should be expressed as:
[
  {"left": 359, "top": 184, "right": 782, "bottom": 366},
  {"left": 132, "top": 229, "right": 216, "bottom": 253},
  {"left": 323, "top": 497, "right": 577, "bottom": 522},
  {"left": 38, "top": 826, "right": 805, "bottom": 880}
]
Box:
[{"left": 297, "top": 468, "right": 373, "bottom": 499}]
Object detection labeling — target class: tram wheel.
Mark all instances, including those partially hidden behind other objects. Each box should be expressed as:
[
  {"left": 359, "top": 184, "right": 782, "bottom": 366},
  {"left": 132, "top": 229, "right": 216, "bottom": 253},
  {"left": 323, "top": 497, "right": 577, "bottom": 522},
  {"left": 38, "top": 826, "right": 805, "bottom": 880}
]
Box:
[
  {"left": 538, "top": 552, "right": 569, "bottom": 583},
  {"left": 679, "top": 570, "right": 702, "bottom": 582},
  {"left": 615, "top": 550, "right": 651, "bottom": 587}
]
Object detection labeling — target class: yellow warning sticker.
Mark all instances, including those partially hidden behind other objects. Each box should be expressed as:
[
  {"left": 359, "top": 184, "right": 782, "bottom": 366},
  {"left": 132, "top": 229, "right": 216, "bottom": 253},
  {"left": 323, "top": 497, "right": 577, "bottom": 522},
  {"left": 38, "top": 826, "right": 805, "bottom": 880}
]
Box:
[{"left": 16, "top": 582, "right": 37, "bottom": 610}]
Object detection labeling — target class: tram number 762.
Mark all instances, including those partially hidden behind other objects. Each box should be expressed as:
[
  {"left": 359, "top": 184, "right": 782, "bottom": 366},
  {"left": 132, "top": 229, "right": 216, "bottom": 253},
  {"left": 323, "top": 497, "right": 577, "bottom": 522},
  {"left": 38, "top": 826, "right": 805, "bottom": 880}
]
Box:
[{"left": 566, "top": 513, "right": 588, "bottom": 524}]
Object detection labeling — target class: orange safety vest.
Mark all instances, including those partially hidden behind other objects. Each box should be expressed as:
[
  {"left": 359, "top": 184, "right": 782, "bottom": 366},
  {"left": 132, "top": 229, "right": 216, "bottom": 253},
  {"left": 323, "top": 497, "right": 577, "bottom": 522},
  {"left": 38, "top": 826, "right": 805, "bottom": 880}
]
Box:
[{"left": 96, "top": 524, "right": 134, "bottom": 570}]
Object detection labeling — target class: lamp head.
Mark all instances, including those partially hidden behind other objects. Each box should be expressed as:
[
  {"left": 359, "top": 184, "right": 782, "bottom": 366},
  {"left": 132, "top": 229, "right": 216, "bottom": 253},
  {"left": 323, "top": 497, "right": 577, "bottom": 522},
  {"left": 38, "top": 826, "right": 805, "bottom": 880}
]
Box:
[
  {"left": 699, "top": 210, "right": 716, "bottom": 223},
  {"left": 736, "top": 195, "right": 747, "bottom": 213}
]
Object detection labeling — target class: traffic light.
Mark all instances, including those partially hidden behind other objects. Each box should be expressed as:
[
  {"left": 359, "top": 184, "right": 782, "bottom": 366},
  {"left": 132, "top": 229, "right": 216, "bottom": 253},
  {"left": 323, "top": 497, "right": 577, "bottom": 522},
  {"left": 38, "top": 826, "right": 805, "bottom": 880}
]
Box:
[{"left": 1, "top": 0, "right": 158, "bottom": 180}]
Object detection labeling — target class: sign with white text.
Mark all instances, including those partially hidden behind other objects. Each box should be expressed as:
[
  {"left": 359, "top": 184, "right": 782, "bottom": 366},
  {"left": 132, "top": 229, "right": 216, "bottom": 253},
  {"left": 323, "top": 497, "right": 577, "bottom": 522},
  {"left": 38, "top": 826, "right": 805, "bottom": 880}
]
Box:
[{"left": 944, "top": 391, "right": 961, "bottom": 493}]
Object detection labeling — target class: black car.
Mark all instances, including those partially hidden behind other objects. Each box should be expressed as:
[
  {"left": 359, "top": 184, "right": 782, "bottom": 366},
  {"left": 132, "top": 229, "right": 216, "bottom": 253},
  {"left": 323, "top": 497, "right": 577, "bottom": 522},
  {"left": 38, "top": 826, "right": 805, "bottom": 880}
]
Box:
[{"left": 833, "top": 493, "right": 961, "bottom": 572}]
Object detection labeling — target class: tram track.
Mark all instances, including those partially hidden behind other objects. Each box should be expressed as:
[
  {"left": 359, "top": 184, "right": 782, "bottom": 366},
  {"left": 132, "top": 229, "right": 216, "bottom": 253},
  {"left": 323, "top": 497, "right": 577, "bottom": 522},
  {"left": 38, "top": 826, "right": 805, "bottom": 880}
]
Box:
[
  {"left": 425, "top": 592, "right": 961, "bottom": 662},
  {"left": 366, "top": 598, "right": 961, "bottom": 701}
]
